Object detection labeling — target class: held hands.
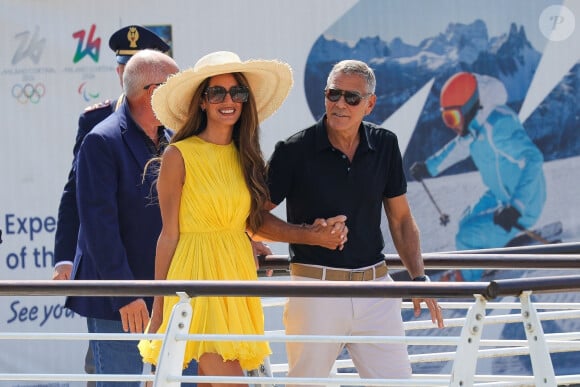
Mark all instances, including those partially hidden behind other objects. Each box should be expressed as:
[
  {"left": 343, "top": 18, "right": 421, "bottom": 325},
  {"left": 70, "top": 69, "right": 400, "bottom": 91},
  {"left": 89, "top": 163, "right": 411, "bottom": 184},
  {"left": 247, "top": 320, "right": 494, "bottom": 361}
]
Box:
[
  {"left": 307, "top": 215, "right": 348, "bottom": 250},
  {"left": 493, "top": 205, "right": 521, "bottom": 232},
  {"left": 119, "top": 298, "right": 150, "bottom": 333},
  {"left": 409, "top": 162, "right": 431, "bottom": 182}
]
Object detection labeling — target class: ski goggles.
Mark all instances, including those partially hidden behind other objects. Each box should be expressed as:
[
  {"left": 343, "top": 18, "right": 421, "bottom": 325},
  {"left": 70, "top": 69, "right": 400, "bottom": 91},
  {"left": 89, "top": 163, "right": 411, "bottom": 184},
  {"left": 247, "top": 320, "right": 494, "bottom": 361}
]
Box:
[
  {"left": 325, "top": 88, "right": 370, "bottom": 106},
  {"left": 440, "top": 106, "right": 464, "bottom": 129},
  {"left": 440, "top": 89, "right": 480, "bottom": 130},
  {"left": 204, "top": 85, "right": 249, "bottom": 104}
]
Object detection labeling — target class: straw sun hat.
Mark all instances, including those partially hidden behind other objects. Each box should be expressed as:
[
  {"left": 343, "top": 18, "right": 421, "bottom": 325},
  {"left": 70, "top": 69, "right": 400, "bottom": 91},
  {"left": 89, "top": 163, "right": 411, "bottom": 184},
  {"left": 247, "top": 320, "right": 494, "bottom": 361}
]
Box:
[{"left": 152, "top": 51, "right": 294, "bottom": 131}]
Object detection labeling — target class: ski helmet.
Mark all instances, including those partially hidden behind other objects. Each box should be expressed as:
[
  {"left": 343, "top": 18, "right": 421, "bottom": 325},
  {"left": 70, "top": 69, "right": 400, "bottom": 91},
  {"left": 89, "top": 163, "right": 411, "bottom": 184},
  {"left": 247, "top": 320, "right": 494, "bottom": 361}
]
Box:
[
  {"left": 440, "top": 72, "right": 478, "bottom": 108},
  {"left": 440, "top": 72, "right": 480, "bottom": 134}
]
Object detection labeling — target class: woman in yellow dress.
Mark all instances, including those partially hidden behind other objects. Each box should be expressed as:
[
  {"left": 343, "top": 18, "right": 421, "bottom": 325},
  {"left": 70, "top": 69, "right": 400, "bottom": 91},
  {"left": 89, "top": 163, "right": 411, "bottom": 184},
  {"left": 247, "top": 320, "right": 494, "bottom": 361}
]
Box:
[{"left": 139, "top": 51, "right": 347, "bottom": 385}]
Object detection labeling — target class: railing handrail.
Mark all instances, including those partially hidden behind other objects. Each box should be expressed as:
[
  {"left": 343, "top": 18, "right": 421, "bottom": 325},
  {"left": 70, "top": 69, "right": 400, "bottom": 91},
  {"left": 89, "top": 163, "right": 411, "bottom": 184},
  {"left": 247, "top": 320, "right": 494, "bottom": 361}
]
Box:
[
  {"left": 1, "top": 280, "right": 580, "bottom": 385},
  {"left": 258, "top": 242, "right": 580, "bottom": 271},
  {"left": 259, "top": 254, "right": 580, "bottom": 270},
  {"left": 0, "top": 279, "right": 492, "bottom": 298},
  {"left": 434, "top": 241, "right": 580, "bottom": 255},
  {"left": 1, "top": 246, "right": 579, "bottom": 386},
  {"left": 1, "top": 274, "right": 580, "bottom": 300}
]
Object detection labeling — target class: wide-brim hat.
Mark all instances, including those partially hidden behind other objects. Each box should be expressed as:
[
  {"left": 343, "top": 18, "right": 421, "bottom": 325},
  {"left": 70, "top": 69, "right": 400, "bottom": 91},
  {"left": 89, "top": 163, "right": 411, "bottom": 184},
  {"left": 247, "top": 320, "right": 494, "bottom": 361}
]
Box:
[{"left": 152, "top": 51, "right": 293, "bottom": 131}]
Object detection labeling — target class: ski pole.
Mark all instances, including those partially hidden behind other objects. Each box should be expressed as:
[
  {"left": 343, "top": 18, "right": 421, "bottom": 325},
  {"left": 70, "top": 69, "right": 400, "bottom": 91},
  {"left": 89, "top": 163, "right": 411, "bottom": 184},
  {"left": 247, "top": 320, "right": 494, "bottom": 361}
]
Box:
[
  {"left": 418, "top": 179, "right": 450, "bottom": 226},
  {"left": 515, "top": 223, "right": 550, "bottom": 244}
]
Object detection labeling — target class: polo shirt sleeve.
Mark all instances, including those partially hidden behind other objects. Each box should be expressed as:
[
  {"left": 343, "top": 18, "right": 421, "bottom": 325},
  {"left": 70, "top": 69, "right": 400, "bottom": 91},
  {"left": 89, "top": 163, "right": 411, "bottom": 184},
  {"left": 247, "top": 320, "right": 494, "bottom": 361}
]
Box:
[
  {"left": 267, "top": 140, "right": 294, "bottom": 205},
  {"left": 383, "top": 134, "right": 407, "bottom": 198}
]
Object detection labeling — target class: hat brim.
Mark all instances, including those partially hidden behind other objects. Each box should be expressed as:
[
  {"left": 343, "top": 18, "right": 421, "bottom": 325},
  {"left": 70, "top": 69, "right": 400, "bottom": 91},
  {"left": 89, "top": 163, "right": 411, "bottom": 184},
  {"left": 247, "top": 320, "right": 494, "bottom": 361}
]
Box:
[
  {"left": 116, "top": 55, "right": 131, "bottom": 65},
  {"left": 152, "top": 59, "right": 293, "bottom": 131}
]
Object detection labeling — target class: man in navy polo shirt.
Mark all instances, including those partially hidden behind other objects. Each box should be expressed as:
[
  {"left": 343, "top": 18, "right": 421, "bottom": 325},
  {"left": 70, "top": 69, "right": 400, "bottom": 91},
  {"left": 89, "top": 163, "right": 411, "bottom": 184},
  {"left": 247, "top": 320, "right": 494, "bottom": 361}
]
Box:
[{"left": 266, "top": 59, "right": 444, "bottom": 384}]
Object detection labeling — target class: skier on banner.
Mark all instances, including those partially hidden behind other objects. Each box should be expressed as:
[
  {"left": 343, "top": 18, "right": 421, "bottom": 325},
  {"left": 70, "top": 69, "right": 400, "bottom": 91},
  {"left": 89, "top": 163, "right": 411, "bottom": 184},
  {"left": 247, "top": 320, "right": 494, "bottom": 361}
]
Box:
[{"left": 410, "top": 72, "right": 546, "bottom": 281}]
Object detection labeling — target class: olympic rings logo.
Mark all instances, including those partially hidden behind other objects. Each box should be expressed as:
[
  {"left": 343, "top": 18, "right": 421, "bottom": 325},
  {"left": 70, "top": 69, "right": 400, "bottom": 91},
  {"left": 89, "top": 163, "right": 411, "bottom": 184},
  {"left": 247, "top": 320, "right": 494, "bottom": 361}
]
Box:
[{"left": 11, "top": 82, "right": 46, "bottom": 104}]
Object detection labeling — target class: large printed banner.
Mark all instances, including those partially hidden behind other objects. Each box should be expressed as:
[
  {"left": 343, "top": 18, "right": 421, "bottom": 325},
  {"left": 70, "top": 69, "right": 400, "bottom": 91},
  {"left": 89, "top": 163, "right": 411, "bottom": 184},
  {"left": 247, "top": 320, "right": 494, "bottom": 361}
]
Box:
[{"left": 1, "top": 0, "right": 578, "bottom": 383}]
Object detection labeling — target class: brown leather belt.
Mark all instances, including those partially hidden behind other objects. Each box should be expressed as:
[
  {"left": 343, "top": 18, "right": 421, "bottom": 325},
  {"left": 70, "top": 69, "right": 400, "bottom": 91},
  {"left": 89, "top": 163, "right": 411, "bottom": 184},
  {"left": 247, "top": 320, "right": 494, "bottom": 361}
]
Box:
[{"left": 290, "top": 261, "right": 388, "bottom": 281}]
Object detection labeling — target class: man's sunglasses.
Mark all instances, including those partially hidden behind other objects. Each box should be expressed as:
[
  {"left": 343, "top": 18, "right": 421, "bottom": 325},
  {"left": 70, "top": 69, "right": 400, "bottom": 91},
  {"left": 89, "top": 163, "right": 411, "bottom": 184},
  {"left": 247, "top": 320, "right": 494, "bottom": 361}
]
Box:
[
  {"left": 204, "top": 85, "right": 249, "bottom": 104},
  {"left": 325, "top": 88, "right": 370, "bottom": 106}
]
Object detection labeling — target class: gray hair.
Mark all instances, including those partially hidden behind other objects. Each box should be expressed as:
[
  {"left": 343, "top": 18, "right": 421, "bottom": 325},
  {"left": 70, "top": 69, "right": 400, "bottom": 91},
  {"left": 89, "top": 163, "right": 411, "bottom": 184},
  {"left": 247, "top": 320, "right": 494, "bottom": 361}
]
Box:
[
  {"left": 326, "top": 60, "right": 376, "bottom": 94},
  {"left": 123, "top": 49, "right": 178, "bottom": 98}
]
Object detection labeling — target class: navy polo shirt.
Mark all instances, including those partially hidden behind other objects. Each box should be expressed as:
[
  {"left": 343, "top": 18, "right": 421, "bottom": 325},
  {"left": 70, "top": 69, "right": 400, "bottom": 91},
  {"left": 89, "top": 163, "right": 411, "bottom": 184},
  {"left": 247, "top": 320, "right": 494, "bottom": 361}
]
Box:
[{"left": 267, "top": 115, "right": 407, "bottom": 269}]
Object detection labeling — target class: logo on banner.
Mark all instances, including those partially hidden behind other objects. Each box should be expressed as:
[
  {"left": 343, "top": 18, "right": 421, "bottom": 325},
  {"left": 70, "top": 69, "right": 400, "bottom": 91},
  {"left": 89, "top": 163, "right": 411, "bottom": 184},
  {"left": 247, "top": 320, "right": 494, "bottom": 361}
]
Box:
[
  {"left": 539, "top": 5, "right": 576, "bottom": 42},
  {"left": 72, "top": 24, "right": 101, "bottom": 63},
  {"left": 11, "top": 83, "right": 46, "bottom": 104},
  {"left": 11, "top": 25, "right": 46, "bottom": 65},
  {"left": 78, "top": 81, "right": 100, "bottom": 102}
]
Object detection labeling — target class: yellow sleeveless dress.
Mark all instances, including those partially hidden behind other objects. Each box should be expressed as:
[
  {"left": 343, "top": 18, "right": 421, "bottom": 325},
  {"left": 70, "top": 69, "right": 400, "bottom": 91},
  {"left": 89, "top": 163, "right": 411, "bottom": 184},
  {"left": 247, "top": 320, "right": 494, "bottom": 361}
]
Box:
[{"left": 139, "top": 135, "right": 271, "bottom": 370}]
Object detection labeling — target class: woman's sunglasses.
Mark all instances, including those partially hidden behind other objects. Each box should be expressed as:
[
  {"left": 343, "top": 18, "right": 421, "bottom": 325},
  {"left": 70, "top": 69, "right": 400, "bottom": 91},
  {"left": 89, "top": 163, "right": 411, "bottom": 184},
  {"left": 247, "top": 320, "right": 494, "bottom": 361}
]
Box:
[
  {"left": 325, "top": 88, "right": 370, "bottom": 106},
  {"left": 204, "top": 85, "right": 249, "bottom": 104}
]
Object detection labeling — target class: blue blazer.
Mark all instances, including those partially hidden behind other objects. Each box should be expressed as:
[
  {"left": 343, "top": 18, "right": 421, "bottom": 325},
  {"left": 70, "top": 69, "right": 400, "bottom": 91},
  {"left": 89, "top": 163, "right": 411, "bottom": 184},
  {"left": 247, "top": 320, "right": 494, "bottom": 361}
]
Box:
[
  {"left": 65, "top": 100, "right": 168, "bottom": 320},
  {"left": 54, "top": 97, "right": 121, "bottom": 264}
]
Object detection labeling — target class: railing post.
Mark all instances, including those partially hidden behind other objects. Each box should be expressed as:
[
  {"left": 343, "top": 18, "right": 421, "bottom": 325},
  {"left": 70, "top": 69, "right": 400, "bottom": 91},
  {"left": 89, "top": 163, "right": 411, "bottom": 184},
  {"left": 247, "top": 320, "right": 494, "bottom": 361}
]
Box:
[
  {"left": 449, "top": 294, "right": 487, "bottom": 386},
  {"left": 520, "top": 291, "right": 557, "bottom": 386},
  {"left": 246, "top": 357, "right": 275, "bottom": 387},
  {"left": 154, "top": 292, "right": 193, "bottom": 387}
]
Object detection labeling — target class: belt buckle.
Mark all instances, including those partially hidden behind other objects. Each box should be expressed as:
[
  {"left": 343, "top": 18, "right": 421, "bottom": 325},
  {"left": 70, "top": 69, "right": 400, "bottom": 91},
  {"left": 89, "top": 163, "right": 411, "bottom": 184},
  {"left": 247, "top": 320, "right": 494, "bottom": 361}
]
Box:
[{"left": 349, "top": 269, "right": 366, "bottom": 281}]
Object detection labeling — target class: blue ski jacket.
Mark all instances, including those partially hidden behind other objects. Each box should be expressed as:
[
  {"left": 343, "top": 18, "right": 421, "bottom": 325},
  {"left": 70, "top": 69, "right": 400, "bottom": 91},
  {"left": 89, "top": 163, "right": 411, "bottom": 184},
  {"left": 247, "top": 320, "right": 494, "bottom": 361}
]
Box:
[{"left": 425, "top": 75, "right": 546, "bottom": 219}]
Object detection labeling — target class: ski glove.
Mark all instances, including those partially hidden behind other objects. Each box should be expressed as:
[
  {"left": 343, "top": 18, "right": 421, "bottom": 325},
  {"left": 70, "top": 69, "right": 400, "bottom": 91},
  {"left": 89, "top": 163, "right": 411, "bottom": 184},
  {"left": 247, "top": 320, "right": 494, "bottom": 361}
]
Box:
[
  {"left": 493, "top": 205, "right": 521, "bottom": 232},
  {"left": 409, "top": 162, "right": 431, "bottom": 181}
]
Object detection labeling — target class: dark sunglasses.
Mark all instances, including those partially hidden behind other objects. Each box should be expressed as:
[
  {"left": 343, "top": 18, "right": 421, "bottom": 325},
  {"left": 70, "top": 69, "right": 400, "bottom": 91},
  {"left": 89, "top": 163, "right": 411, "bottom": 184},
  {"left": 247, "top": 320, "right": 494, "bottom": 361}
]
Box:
[
  {"left": 325, "top": 88, "right": 370, "bottom": 106},
  {"left": 204, "top": 85, "right": 249, "bottom": 104}
]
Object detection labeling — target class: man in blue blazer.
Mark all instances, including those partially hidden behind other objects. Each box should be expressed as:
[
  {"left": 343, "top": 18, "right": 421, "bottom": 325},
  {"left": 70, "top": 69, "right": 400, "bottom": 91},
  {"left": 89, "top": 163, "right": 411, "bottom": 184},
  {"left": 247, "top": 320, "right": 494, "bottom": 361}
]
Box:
[
  {"left": 65, "top": 50, "right": 179, "bottom": 386},
  {"left": 52, "top": 26, "right": 173, "bottom": 387},
  {"left": 53, "top": 25, "right": 170, "bottom": 280}
]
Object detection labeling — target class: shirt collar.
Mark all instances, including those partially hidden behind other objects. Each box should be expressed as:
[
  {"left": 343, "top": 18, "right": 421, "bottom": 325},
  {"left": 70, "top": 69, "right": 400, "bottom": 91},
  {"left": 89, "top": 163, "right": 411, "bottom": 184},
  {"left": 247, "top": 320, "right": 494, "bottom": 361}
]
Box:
[{"left": 314, "top": 114, "right": 375, "bottom": 154}]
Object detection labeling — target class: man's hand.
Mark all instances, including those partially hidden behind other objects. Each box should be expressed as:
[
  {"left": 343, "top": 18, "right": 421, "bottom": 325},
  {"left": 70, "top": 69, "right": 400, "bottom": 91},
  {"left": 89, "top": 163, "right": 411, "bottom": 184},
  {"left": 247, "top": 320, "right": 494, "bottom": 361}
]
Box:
[
  {"left": 52, "top": 263, "right": 72, "bottom": 280},
  {"left": 493, "top": 205, "right": 521, "bottom": 232},
  {"left": 413, "top": 297, "right": 445, "bottom": 328},
  {"left": 308, "top": 215, "right": 348, "bottom": 250},
  {"left": 409, "top": 162, "right": 431, "bottom": 182},
  {"left": 119, "top": 298, "right": 150, "bottom": 333}
]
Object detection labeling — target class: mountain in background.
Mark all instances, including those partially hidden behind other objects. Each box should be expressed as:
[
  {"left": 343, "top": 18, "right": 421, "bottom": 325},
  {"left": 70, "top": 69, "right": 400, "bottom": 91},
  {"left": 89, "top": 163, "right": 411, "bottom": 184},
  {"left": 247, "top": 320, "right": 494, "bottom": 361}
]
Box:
[{"left": 305, "top": 19, "right": 580, "bottom": 175}]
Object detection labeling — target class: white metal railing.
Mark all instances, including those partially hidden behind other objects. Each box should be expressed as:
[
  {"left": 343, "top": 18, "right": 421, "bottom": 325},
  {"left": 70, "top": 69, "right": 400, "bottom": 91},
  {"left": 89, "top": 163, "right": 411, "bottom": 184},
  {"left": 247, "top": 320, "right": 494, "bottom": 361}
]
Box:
[
  {"left": 1, "top": 244, "right": 580, "bottom": 386},
  {"left": 1, "top": 279, "right": 580, "bottom": 386},
  {"left": 151, "top": 288, "right": 580, "bottom": 387}
]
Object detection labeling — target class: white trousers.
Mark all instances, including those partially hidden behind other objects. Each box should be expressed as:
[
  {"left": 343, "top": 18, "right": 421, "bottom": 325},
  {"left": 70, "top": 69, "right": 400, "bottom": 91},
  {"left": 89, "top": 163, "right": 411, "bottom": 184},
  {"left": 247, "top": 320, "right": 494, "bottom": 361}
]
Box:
[{"left": 284, "top": 270, "right": 412, "bottom": 386}]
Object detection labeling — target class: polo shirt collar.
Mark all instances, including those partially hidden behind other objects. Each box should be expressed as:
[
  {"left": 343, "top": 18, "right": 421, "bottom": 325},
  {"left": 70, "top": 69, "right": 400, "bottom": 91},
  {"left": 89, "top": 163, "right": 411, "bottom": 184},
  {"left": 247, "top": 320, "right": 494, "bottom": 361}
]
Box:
[{"left": 314, "top": 114, "right": 375, "bottom": 154}]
